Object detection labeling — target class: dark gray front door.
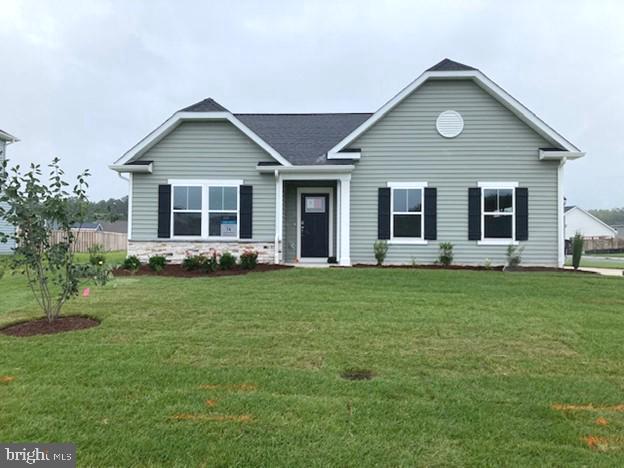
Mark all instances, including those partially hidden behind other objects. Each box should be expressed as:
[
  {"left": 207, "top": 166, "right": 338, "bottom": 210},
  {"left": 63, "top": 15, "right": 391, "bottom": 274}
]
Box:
[{"left": 301, "top": 193, "right": 329, "bottom": 258}]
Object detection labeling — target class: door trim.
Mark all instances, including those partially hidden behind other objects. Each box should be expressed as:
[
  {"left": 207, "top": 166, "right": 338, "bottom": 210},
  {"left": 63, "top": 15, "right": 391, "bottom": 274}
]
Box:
[{"left": 296, "top": 187, "right": 334, "bottom": 262}]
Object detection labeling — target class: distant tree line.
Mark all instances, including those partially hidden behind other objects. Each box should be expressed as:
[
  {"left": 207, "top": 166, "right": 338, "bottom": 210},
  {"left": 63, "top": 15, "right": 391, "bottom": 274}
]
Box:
[
  {"left": 67, "top": 196, "right": 128, "bottom": 222},
  {"left": 589, "top": 207, "right": 624, "bottom": 226}
]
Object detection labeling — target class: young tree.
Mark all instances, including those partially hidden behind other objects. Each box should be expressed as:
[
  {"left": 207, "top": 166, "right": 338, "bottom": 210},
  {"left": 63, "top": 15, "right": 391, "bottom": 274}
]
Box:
[{"left": 0, "top": 158, "right": 90, "bottom": 322}]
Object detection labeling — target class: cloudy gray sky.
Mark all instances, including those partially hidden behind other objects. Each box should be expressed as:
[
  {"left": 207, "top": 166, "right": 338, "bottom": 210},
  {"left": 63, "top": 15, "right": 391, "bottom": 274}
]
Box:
[{"left": 0, "top": 0, "right": 622, "bottom": 208}]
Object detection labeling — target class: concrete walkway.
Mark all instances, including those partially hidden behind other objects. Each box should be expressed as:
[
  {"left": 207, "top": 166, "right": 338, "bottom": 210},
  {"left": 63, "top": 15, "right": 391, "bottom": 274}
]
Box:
[{"left": 564, "top": 266, "right": 624, "bottom": 277}]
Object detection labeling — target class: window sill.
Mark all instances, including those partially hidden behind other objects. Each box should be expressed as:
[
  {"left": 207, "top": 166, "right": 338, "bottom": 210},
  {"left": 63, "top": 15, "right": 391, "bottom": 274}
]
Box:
[
  {"left": 389, "top": 239, "right": 428, "bottom": 245},
  {"left": 478, "top": 239, "right": 519, "bottom": 246}
]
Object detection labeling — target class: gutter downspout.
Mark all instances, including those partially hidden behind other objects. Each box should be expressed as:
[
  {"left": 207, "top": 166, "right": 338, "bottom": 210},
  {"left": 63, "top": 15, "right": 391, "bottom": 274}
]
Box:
[
  {"left": 118, "top": 172, "right": 132, "bottom": 242},
  {"left": 274, "top": 169, "right": 282, "bottom": 264},
  {"left": 557, "top": 157, "right": 567, "bottom": 268}
]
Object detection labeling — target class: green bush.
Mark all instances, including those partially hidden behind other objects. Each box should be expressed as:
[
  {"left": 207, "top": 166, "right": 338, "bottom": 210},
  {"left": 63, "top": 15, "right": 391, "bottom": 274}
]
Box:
[
  {"left": 506, "top": 245, "right": 524, "bottom": 269},
  {"left": 88, "top": 244, "right": 106, "bottom": 266},
  {"left": 572, "top": 233, "right": 584, "bottom": 270},
  {"left": 373, "top": 240, "right": 388, "bottom": 266},
  {"left": 182, "top": 254, "right": 218, "bottom": 273},
  {"left": 240, "top": 250, "right": 258, "bottom": 270},
  {"left": 219, "top": 251, "right": 236, "bottom": 270},
  {"left": 148, "top": 255, "right": 167, "bottom": 272},
  {"left": 122, "top": 255, "right": 141, "bottom": 271},
  {"left": 76, "top": 263, "right": 112, "bottom": 286},
  {"left": 438, "top": 242, "right": 454, "bottom": 267}
]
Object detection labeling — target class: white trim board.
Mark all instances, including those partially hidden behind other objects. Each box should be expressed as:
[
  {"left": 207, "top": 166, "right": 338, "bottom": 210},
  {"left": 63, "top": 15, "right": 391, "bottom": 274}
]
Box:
[
  {"left": 327, "top": 69, "right": 582, "bottom": 158},
  {"left": 114, "top": 111, "right": 292, "bottom": 167},
  {"left": 296, "top": 187, "right": 334, "bottom": 261}
]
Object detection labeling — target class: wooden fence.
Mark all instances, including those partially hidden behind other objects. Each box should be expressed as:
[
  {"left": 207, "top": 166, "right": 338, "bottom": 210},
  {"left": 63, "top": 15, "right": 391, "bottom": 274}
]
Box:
[
  {"left": 583, "top": 237, "right": 624, "bottom": 253},
  {"left": 50, "top": 230, "right": 127, "bottom": 252}
]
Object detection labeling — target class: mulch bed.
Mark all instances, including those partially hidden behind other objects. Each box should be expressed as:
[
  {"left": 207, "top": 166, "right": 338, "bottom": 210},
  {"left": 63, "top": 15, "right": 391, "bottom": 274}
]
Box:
[
  {"left": 0, "top": 315, "right": 101, "bottom": 337},
  {"left": 352, "top": 264, "right": 597, "bottom": 274},
  {"left": 113, "top": 263, "right": 292, "bottom": 278}
]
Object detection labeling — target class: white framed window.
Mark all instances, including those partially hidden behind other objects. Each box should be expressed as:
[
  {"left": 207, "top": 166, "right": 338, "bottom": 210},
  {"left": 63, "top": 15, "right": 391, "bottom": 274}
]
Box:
[
  {"left": 172, "top": 185, "right": 203, "bottom": 237},
  {"left": 479, "top": 182, "right": 517, "bottom": 244},
  {"left": 388, "top": 182, "right": 427, "bottom": 243},
  {"left": 208, "top": 186, "right": 239, "bottom": 238},
  {"left": 169, "top": 179, "right": 242, "bottom": 240}
]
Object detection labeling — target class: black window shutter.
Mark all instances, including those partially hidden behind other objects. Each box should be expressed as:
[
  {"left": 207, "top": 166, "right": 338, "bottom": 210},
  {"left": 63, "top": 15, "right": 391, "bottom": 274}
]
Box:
[
  {"left": 468, "top": 187, "right": 481, "bottom": 240},
  {"left": 378, "top": 187, "right": 391, "bottom": 240},
  {"left": 515, "top": 187, "right": 529, "bottom": 241},
  {"left": 157, "top": 184, "right": 171, "bottom": 238},
  {"left": 239, "top": 185, "right": 253, "bottom": 239},
  {"left": 424, "top": 187, "right": 437, "bottom": 240}
]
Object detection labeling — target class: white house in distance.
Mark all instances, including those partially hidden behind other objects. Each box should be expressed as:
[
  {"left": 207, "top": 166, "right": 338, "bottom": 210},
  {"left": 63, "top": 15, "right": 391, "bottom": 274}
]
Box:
[
  {"left": 0, "top": 129, "right": 19, "bottom": 254},
  {"left": 564, "top": 206, "right": 616, "bottom": 240}
]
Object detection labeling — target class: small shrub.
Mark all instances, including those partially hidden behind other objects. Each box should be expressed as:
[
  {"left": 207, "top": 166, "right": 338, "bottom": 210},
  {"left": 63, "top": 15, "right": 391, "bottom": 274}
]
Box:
[
  {"left": 122, "top": 255, "right": 141, "bottom": 271},
  {"left": 88, "top": 244, "right": 106, "bottom": 266},
  {"left": 483, "top": 258, "right": 493, "bottom": 270},
  {"left": 76, "top": 263, "right": 111, "bottom": 286},
  {"left": 438, "top": 242, "right": 454, "bottom": 267},
  {"left": 506, "top": 245, "right": 524, "bottom": 269},
  {"left": 240, "top": 250, "right": 258, "bottom": 270},
  {"left": 327, "top": 256, "right": 338, "bottom": 265},
  {"left": 182, "top": 254, "right": 205, "bottom": 271},
  {"left": 182, "top": 254, "right": 217, "bottom": 273},
  {"left": 219, "top": 251, "right": 236, "bottom": 270},
  {"left": 373, "top": 240, "right": 388, "bottom": 266},
  {"left": 572, "top": 233, "right": 584, "bottom": 270},
  {"left": 148, "top": 255, "right": 167, "bottom": 272}
]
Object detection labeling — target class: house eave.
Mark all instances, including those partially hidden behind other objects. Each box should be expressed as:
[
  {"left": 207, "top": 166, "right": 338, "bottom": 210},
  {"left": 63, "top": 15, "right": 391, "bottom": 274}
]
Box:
[
  {"left": 539, "top": 150, "right": 585, "bottom": 161},
  {"left": 109, "top": 163, "right": 153, "bottom": 173}
]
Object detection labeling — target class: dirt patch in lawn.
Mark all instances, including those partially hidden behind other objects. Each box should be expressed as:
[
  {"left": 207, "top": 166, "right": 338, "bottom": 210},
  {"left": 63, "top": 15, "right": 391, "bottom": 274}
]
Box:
[
  {"left": 0, "top": 315, "right": 101, "bottom": 337},
  {"left": 113, "top": 263, "right": 291, "bottom": 278},
  {"left": 340, "top": 368, "right": 375, "bottom": 381},
  {"left": 353, "top": 264, "right": 597, "bottom": 274}
]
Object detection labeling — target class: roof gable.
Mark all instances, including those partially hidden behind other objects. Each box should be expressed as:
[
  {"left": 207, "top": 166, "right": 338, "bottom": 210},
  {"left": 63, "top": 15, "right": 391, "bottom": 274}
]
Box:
[
  {"left": 565, "top": 206, "right": 617, "bottom": 235},
  {"left": 327, "top": 59, "right": 582, "bottom": 158}
]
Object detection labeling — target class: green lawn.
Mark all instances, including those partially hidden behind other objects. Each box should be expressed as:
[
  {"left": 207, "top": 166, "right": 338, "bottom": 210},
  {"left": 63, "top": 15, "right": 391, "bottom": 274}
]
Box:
[
  {"left": 588, "top": 252, "right": 624, "bottom": 258},
  {"left": 1, "top": 268, "right": 624, "bottom": 466},
  {"left": 565, "top": 257, "right": 624, "bottom": 270}
]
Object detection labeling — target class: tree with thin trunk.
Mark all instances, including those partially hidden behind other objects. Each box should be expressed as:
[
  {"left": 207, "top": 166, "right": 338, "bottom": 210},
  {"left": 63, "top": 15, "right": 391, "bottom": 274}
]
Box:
[{"left": 0, "top": 158, "right": 90, "bottom": 322}]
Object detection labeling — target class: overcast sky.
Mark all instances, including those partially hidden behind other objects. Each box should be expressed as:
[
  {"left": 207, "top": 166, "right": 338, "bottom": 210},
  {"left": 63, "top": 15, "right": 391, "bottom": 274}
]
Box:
[{"left": 0, "top": 0, "right": 622, "bottom": 208}]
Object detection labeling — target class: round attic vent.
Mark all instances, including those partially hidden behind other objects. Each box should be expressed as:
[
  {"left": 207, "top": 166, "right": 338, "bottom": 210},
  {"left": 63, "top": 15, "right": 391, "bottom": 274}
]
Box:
[{"left": 436, "top": 110, "right": 464, "bottom": 138}]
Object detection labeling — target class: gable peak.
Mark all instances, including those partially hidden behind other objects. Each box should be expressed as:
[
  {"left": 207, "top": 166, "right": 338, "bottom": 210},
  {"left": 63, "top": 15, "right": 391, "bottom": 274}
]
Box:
[
  {"left": 427, "top": 58, "right": 477, "bottom": 72},
  {"left": 180, "top": 98, "right": 229, "bottom": 113}
]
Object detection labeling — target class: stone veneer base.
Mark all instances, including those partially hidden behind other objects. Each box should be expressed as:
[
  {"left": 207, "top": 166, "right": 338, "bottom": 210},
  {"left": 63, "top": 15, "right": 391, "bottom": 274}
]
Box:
[{"left": 128, "top": 240, "right": 276, "bottom": 264}]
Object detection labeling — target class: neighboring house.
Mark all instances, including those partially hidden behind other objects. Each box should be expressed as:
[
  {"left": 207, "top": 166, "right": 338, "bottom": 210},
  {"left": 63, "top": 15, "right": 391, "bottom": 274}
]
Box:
[
  {"left": 111, "top": 58, "right": 585, "bottom": 267},
  {"left": 71, "top": 222, "right": 103, "bottom": 232},
  {"left": 98, "top": 220, "right": 128, "bottom": 234},
  {"left": 564, "top": 206, "right": 617, "bottom": 239},
  {"left": 0, "top": 129, "right": 19, "bottom": 254}
]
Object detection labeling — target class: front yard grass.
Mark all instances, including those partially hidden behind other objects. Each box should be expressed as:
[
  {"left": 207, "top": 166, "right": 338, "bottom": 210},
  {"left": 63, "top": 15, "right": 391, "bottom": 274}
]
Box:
[{"left": 1, "top": 268, "right": 623, "bottom": 466}]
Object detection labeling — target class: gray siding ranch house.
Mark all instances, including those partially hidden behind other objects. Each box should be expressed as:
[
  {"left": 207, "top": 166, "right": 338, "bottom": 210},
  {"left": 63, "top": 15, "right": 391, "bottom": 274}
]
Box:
[
  {"left": 111, "top": 59, "right": 585, "bottom": 267},
  {"left": 0, "top": 129, "right": 19, "bottom": 255}
]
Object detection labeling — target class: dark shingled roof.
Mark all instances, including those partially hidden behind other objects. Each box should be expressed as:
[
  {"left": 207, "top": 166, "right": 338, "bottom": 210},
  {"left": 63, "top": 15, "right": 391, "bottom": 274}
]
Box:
[
  {"left": 176, "top": 59, "right": 482, "bottom": 165},
  {"left": 235, "top": 113, "right": 372, "bottom": 165},
  {"left": 180, "top": 98, "right": 228, "bottom": 112},
  {"left": 427, "top": 58, "right": 477, "bottom": 72},
  {"left": 564, "top": 206, "right": 575, "bottom": 213}
]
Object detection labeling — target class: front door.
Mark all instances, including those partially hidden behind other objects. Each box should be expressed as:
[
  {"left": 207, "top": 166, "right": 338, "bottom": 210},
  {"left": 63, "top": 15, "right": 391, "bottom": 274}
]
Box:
[{"left": 300, "top": 193, "right": 329, "bottom": 258}]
